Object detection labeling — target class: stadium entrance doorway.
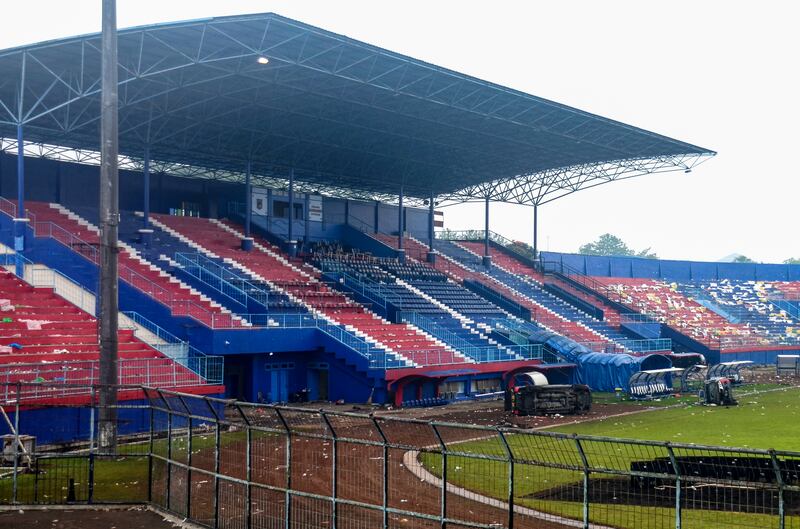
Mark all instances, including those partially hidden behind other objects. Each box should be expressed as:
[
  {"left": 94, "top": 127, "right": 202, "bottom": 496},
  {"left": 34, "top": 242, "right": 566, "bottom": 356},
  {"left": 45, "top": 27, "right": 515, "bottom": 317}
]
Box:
[{"left": 308, "top": 363, "right": 330, "bottom": 401}]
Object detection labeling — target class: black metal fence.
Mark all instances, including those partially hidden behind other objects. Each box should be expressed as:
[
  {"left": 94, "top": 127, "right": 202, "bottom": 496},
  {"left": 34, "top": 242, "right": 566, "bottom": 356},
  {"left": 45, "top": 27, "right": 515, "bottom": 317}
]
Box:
[{"left": 1, "top": 384, "right": 798, "bottom": 529}]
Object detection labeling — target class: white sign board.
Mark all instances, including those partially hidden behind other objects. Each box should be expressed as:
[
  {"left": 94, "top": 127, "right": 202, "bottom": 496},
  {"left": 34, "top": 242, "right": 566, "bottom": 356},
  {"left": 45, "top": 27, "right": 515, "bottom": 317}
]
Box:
[
  {"left": 308, "top": 195, "right": 323, "bottom": 222},
  {"left": 251, "top": 187, "right": 269, "bottom": 216}
]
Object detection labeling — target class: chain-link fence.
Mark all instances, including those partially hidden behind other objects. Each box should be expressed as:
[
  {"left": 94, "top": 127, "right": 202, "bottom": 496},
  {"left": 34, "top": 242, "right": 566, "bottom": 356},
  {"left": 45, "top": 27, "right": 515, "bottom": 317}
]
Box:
[{"left": 0, "top": 383, "right": 798, "bottom": 529}]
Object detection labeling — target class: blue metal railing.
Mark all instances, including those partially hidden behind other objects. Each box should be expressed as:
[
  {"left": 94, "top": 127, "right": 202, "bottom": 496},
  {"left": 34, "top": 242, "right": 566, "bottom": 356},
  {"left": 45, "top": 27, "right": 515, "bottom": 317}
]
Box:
[
  {"left": 399, "top": 312, "right": 543, "bottom": 363},
  {"left": 315, "top": 320, "right": 409, "bottom": 370},
  {"left": 0, "top": 251, "right": 224, "bottom": 385},
  {"left": 0, "top": 251, "right": 97, "bottom": 315},
  {"left": 772, "top": 299, "right": 800, "bottom": 320},
  {"left": 620, "top": 313, "right": 663, "bottom": 324},
  {"left": 492, "top": 319, "right": 537, "bottom": 346},
  {"left": 122, "top": 312, "right": 224, "bottom": 384},
  {"left": 321, "top": 268, "right": 389, "bottom": 311},
  {"left": 174, "top": 252, "right": 270, "bottom": 309}
]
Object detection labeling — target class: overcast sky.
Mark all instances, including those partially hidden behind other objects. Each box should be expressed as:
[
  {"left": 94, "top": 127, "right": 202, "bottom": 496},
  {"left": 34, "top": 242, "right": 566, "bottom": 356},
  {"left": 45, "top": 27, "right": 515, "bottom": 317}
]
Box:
[{"left": 3, "top": 1, "right": 798, "bottom": 263}]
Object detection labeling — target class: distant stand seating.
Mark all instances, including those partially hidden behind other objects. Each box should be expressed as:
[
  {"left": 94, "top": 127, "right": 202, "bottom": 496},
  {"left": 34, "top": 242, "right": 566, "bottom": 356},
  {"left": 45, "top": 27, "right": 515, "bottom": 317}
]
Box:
[
  {"left": 676, "top": 279, "right": 800, "bottom": 345},
  {"left": 595, "top": 277, "right": 767, "bottom": 348}
]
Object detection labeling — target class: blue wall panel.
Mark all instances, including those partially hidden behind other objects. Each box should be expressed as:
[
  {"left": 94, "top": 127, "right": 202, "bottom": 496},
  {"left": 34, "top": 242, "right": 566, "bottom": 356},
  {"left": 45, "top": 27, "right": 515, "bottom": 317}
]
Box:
[
  {"left": 689, "top": 261, "right": 717, "bottom": 281},
  {"left": 348, "top": 200, "right": 375, "bottom": 228},
  {"left": 609, "top": 257, "right": 634, "bottom": 278},
  {"left": 585, "top": 256, "right": 610, "bottom": 276},
  {"left": 659, "top": 260, "right": 690, "bottom": 281},
  {"left": 630, "top": 258, "right": 660, "bottom": 278},
  {"left": 755, "top": 263, "right": 789, "bottom": 281},
  {"left": 541, "top": 250, "right": 800, "bottom": 282},
  {"left": 342, "top": 225, "right": 398, "bottom": 258},
  {"left": 323, "top": 197, "right": 346, "bottom": 224},
  {"left": 715, "top": 262, "right": 754, "bottom": 281}
]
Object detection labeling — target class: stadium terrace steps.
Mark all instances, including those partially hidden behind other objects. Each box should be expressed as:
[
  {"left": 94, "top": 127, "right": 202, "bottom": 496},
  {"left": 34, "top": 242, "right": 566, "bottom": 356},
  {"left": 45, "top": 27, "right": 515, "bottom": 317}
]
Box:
[
  {"left": 482, "top": 266, "right": 634, "bottom": 344},
  {"left": 456, "top": 240, "right": 624, "bottom": 328},
  {"left": 152, "top": 215, "right": 469, "bottom": 367},
  {"left": 545, "top": 275, "right": 623, "bottom": 328},
  {"left": 24, "top": 202, "right": 245, "bottom": 329},
  {"left": 373, "top": 232, "right": 622, "bottom": 349},
  {"left": 0, "top": 268, "right": 217, "bottom": 394},
  {"left": 457, "top": 240, "right": 547, "bottom": 281},
  {"left": 310, "top": 249, "right": 528, "bottom": 361},
  {"left": 374, "top": 233, "right": 477, "bottom": 281},
  {"left": 448, "top": 241, "right": 622, "bottom": 333}
]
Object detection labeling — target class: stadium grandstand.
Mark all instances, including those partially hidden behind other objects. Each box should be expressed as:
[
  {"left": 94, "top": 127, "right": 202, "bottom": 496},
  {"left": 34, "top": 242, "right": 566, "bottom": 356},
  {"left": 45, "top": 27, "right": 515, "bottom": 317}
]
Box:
[{"left": 0, "top": 11, "right": 752, "bottom": 432}]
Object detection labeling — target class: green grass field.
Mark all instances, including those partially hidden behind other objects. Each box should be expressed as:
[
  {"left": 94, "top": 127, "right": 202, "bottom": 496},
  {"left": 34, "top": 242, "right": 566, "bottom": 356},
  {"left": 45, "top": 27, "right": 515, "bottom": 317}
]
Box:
[
  {"left": 0, "top": 428, "right": 250, "bottom": 504},
  {"left": 554, "top": 385, "right": 800, "bottom": 449},
  {"left": 419, "top": 386, "right": 800, "bottom": 529}
]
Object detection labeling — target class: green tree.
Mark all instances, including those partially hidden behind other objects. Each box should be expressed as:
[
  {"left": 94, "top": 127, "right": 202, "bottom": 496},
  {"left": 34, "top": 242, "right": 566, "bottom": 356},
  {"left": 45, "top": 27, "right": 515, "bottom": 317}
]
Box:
[
  {"left": 578, "top": 233, "right": 657, "bottom": 259},
  {"left": 784, "top": 257, "right": 800, "bottom": 265},
  {"left": 733, "top": 255, "right": 755, "bottom": 263}
]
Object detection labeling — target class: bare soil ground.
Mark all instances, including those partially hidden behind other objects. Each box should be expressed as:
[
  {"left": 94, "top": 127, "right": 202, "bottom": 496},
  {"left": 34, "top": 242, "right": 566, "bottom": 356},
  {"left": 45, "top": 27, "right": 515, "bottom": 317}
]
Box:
[
  {"left": 0, "top": 507, "right": 186, "bottom": 529},
  {"left": 146, "top": 411, "right": 584, "bottom": 529},
  {"left": 311, "top": 396, "right": 644, "bottom": 430}
]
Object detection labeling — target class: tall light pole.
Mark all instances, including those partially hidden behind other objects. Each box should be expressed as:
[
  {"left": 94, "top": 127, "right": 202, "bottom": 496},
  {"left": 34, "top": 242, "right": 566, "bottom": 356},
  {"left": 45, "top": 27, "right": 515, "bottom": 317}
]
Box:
[{"left": 98, "top": 0, "right": 119, "bottom": 452}]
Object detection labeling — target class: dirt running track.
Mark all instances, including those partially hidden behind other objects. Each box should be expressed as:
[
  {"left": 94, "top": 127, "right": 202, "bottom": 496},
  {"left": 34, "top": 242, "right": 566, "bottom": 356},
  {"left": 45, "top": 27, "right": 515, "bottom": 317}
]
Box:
[
  {"left": 0, "top": 507, "right": 186, "bottom": 529},
  {"left": 149, "top": 412, "right": 587, "bottom": 529}
]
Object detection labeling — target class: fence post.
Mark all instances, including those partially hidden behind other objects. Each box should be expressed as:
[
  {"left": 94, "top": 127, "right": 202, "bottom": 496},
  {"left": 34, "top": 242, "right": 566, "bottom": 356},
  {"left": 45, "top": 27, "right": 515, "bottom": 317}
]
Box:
[
  {"left": 238, "top": 405, "right": 252, "bottom": 529},
  {"left": 769, "top": 450, "right": 785, "bottom": 529},
  {"left": 275, "top": 408, "right": 292, "bottom": 529},
  {"left": 147, "top": 392, "right": 154, "bottom": 503},
  {"left": 33, "top": 455, "right": 39, "bottom": 503},
  {"left": 665, "top": 443, "right": 681, "bottom": 529},
  {"left": 321, "top": 411, "right": 337, "bottom": 529},
  {"left": 430, "top": 423, "right": 447, "bottom": 528},
  {"left": 371, "top": 416, "right": 389, "bottom": 529},
  {"left": 166, "top": 406, "right": 173, "bottom": 512},
  {"left": 11, "top": 382, "right": 20, "bottom": 504},
  {"left": 88, "top": 386, "right": 97, "bottom": 504},
  {"left": 213, "top": 405, "right": 221, "bottom": 529},
  {"left": 185, "top": 402, "right": 193, "bottom": 518},
  {"left": 497, "top": 430, "right": 514, "bottom": 529},
  {"left": 573, "top": 436, "right": 590, "bottom": 529}
]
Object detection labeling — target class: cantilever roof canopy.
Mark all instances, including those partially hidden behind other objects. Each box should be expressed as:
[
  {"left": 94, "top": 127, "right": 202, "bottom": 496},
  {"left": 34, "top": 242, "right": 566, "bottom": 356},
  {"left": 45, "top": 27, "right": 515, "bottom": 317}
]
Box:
[{"left": 0, "top": 12, "right": 714, "bottom": 205}]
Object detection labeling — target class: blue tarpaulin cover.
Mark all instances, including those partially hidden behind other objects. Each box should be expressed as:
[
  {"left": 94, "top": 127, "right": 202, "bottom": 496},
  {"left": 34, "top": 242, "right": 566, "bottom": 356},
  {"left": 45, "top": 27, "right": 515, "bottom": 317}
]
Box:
[{"left": 528, "top": 330, "right": 672, "bottom": 391}]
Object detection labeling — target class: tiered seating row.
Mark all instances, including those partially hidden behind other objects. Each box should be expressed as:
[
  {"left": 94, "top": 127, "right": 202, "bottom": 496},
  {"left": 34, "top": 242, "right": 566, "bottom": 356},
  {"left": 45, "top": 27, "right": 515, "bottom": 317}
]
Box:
[
  {"left": 377, "top": 233, "right": 623, "bottom": 349},
  {"left": 458, "top": 240, "right": 546, "bottom": 280},
  {"left": 454, "top": 239, "right": 625, "bottom": 328},
  {"left": 485, "top": 267, "right": 637, "bottom": 347},
  {"left": 0, "top": 269, "right": 217, "bottom": 396},
  {"left": 309, "top": 251, "right": 527, "bottom": 362},
  {"left": 153, "top": 215, "right": 468, "bottom": 367},
  {"left": 409, "top": 281, "right": 505, "bottom": 319},
  {"left": 25, "top": 202, "right": 245, "bottom": 329}
]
